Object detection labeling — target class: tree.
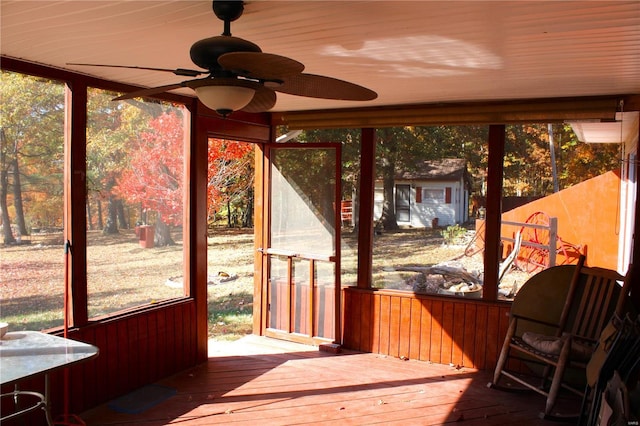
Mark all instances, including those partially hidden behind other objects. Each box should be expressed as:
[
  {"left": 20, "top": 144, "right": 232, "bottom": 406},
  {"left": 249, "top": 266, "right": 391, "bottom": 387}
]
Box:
[
  {"left": 555, "top": 124, "right": 619, "bottom": 188},
  {"left": 0, "top": 71, "right": 65, "bottom": 244},
  {"left": 0, "top": 128, "right": 13, "bottom": 244},
  {"left": 86, "top": 89, "right": 173, "bottom": 235},
  {"left": 207, "top": 139, "right": 254, "bottom": 227},
  {"left": 115, "top": 111, "right": 184, "bottom": 245},
  {"left": 376, "top": 128, "right": 401, "bottom": 230},
  {"left": 298, "top": 128, "right": 362, "bottom": 229},
  {"left": 502, "top": 124, "right": 619, "bottom": 196},
  {"left": 442, "top": 125, "right": 488, "bottom": 196},
  {"left": 87, "top": 89, "right": 135, "bottom": 235}
]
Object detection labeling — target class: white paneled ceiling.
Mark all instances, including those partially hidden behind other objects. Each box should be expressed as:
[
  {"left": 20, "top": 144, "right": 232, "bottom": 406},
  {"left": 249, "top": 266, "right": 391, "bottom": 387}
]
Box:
[{"left": 1, "top": 1, "right": 639, "bottom": 113}]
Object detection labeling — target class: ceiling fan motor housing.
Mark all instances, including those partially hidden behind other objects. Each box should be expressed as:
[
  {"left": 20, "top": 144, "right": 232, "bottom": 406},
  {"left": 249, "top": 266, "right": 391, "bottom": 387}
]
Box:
[
  {"left": 190, "top": 36, "right": 261, "bottom": 72},
  {"left": 212, "top": 1, "right": 244, "bottom": 24}
]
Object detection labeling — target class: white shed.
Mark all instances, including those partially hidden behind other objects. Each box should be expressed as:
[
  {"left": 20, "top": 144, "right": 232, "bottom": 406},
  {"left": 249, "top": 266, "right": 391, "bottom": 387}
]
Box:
[{"left": 374, "top": 158, "right": 470, "bottom": 228}]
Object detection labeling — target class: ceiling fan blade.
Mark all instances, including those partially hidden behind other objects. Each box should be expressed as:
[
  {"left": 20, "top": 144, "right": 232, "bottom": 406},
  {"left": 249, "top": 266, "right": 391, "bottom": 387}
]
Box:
[
  {"left": 217, "top": 52, "right": 304, "bottom": 81},
  {"left": 67, "top": 63, "right": 206, "bottom": 77},
  {"left": 113, "top": 83, "right": 186, "bottom": 101},
  {"left": 273, "top": 73, "right": 377, "bottom": 101},
  {"left": 241, "top": 86, "right": 277, "bottom": 113}
]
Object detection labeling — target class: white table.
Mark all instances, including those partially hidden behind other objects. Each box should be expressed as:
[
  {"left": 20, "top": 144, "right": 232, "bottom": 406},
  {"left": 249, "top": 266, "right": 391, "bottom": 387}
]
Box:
[{"left": 0, "top": 331, "right": 99, "bottom": 425}]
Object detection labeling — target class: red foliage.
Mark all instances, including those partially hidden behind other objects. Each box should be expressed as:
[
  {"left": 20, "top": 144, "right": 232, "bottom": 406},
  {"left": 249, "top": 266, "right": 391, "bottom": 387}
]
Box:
[
  {"left": 207, "top": 138, "right": 253, "bottom": 216},
  {"left": 115, "top": 112, "right": 184, "bottom": 226}
]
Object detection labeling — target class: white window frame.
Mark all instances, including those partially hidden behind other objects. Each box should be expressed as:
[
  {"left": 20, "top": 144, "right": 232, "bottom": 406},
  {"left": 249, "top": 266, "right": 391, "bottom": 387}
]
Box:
[{"left": 422, "top": 188, "right": 445, "bottom": 203}]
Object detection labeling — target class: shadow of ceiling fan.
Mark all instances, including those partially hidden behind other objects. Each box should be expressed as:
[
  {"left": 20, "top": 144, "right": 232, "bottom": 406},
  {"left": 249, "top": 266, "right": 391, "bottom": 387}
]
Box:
[{"left": 69, "top": 0, "right": 377, "bottom": 116}]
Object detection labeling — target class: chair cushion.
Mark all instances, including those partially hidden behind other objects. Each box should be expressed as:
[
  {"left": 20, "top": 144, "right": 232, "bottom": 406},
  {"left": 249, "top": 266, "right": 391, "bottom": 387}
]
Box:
[
  {"left": 522, "top": 331, "right": 592, "bottom": 361},
  {"left": 522, "top": 332, "right": 564, "bottom": 354}
]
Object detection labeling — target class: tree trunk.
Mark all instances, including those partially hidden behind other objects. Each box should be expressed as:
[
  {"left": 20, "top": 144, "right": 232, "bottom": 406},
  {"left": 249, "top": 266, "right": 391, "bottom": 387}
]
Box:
[
  {"left": 11, "top": 157, "right": 28, "bottom": 236},
  {"left": 86, "top": 200, "right": 94, "bottom": 230},
  {"left": 0, "top": 168, "right": 15, "bottom": 244},
  {"left": 242, "top": 188, "right": 253, "bottom": 228},
  {"left": 139, "top": 204, "right": 146, "bottom": 226},
  {"left": 0, "top": 129, "right": 16, "bottom": 244},
  {"left": 116, "top": 199, "right": 128, "bottom": 229},
  {"left": 154, "top": 217, "right": 175, "bottom": 246},
  {"left": 394, "top": 265, "right": 482, "bottom": 285},
  {"left": 97, "top": 198, "right": 104, "bottom": 230},
  {"left": 380, "top": 157, "right": 398, "bottom": 231},
  {"left": 102, "top": 195, "right": 119, "bottom": 235}
]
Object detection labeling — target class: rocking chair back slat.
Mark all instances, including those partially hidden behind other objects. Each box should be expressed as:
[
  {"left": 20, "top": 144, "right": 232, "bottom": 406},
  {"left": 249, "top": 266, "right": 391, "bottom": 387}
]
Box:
[
  {"left": 555, "top": 255, "right": 587, "bottom": 336},
  {"left": 570, "top": 267, "right": 623, "bottom": 341}
]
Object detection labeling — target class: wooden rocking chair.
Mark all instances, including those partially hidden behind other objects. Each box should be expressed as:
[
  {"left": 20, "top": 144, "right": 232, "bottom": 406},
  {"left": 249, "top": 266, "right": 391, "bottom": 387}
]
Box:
[{"left": 488, "top": 255, "right": 628, "bottom": 419}]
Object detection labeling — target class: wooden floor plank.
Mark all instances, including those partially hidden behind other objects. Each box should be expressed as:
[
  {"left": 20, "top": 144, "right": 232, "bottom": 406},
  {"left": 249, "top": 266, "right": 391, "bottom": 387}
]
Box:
[{"left": 81, "top": 335, "right": 581, "bottom": 425}]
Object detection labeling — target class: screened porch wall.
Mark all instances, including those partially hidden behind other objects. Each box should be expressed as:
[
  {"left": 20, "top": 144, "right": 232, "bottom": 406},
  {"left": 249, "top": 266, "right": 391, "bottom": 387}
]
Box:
[
  {"left": 342, "top": 287, "right": 513, "bottom": 371},
  {"left": 0, "top": 300, "right": 197, "bottom": 420}
]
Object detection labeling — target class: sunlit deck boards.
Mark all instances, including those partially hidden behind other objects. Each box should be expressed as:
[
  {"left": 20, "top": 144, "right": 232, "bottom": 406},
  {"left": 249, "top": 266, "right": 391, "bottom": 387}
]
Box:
[{"left": 82, "top": 335, "right": 579, "bottom": 425}]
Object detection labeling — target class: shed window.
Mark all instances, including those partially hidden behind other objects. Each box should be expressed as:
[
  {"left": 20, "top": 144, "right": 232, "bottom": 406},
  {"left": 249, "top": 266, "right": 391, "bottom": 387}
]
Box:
[{"left": 422, "top": 188, "right": 445, "bottom": 202}]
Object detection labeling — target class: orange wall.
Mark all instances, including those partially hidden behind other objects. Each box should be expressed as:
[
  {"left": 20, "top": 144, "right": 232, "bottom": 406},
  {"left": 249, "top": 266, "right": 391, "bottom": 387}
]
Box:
[{"left": 501, "top": 171, "right": 620, "bottom": 269}]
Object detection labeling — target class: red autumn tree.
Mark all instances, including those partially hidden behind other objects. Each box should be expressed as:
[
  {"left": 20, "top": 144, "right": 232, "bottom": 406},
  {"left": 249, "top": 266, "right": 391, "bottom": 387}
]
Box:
[
  {"left": 115, "top": 111, "right": 184, "bottom": 245},
  {"left": 207, "top": 138, "right": 254, "bottom": 227}
]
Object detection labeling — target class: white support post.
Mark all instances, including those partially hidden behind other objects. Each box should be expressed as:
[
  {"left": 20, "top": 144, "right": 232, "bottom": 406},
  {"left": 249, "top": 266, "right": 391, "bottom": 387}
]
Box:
[{"left": 548, "top": 217, "right": 558, "bottom": 267}]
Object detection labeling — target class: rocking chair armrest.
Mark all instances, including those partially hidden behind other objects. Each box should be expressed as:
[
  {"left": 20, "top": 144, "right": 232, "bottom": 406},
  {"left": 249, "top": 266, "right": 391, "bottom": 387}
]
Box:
[
  {"left": 565, "top": 332, "right": 598, "bottom": 351},
  {"left": 563, "top": 333, "right": 597, "bottom": 347},
  {"left": 511, "top": 312, "right": 561, "bottom": 331},
  {"left": 558, "top": 333, "right": 596, "bottom": 362}
]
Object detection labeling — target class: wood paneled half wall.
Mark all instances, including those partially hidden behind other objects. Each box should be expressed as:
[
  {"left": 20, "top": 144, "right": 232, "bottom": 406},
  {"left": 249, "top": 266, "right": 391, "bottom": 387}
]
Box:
[{"left": 343, "top": 287, "right": 512, "bottom": 371}]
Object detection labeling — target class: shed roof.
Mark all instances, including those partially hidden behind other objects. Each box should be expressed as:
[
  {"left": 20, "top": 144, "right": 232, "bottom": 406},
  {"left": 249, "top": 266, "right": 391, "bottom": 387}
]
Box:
[{"left": 396, "top": 158, "right": 467, "bottom": 181}]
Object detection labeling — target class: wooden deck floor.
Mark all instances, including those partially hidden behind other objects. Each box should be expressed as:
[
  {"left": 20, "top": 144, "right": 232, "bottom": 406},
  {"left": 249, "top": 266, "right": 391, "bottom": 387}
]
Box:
[{"left": 81, "top": 335, "right": 581, "bottom": 425}]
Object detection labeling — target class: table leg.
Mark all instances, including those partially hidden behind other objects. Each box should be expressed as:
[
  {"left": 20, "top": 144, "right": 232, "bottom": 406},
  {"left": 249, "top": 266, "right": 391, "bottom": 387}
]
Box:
[
  {"left": 0, "top": 388, "right": 51, "bottom": 425},
  {"left": 44, "top": 373, "right": 54, "bottom": 425}
]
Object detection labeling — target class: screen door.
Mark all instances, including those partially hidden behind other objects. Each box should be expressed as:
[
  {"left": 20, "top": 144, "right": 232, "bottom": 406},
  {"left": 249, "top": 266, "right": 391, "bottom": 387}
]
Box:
[{"left": 261, "top": 143, "right": 341, "bottom": 345}]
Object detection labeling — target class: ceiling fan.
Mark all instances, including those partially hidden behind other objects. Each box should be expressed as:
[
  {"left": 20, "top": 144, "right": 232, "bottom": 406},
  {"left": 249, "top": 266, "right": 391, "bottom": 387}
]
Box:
[{"left": 69, "top": 0, "right": 377, "bottom": 116}]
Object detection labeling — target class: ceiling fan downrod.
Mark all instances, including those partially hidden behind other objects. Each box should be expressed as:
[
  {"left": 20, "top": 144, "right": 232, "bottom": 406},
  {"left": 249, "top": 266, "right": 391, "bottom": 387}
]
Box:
[
  {"left": 213, "top": 1, "right": 244, "bottom": 36},
  {"left": 190, "top": 1, "right": 258, "bottom": 72}
]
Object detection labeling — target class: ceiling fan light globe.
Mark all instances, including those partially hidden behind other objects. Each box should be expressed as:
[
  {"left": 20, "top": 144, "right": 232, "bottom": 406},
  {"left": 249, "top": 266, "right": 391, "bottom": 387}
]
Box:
[{"left": 195, "top": 85, "right": 255, "bottom": 115}]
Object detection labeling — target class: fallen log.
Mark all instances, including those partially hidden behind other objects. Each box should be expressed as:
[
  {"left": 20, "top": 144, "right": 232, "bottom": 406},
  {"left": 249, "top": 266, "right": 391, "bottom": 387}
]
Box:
[{"left": 391, "top": 265, "right": 482, "bottom": 285}]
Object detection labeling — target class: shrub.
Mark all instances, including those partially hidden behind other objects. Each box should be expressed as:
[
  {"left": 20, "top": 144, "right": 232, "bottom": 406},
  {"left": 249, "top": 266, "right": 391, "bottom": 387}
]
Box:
[{"left": 441, "top": 224, "right": 466, "bottom": 245}]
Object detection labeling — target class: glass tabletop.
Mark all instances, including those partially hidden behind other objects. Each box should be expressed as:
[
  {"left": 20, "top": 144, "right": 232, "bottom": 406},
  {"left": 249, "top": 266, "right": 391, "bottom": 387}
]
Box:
[{"left": 0, "top": 331, "right": 99, "bottom": 385}]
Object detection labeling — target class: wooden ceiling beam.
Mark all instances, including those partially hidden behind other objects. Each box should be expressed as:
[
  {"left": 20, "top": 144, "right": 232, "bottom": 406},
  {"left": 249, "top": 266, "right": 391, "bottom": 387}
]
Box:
[{"left": 273, "top": 95, "right": 639, "bottom": 129}]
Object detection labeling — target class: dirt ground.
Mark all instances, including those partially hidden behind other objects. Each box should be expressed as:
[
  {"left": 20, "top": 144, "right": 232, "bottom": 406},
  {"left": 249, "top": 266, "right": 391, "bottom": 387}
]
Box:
[{"left": 1, "top": 226, "right": 531, "bottom": 338}]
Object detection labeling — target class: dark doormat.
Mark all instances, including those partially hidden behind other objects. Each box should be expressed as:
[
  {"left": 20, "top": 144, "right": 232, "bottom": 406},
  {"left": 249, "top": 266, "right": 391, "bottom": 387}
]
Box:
[{"left": 107, "top": 384, "right": 177, "bottom": 414}]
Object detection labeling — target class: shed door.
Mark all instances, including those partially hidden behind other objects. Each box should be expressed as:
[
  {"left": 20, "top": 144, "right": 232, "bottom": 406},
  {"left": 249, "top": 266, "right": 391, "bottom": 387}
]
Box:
[
  {"left": 396, "top": 184, "right": 411, "bottom": 222},
  {"left": 261, "top": 143, "right": 341, "bottom": 345}
]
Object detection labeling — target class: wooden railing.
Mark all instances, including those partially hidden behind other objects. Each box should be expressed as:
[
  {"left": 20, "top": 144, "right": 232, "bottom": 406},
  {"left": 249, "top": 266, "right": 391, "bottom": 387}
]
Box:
[
  {"left": 475, "top": 215, "right": 581, "bottom": 273},
  {"left": 502, "top": 217, "right": 558, "bottom": 270}
]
